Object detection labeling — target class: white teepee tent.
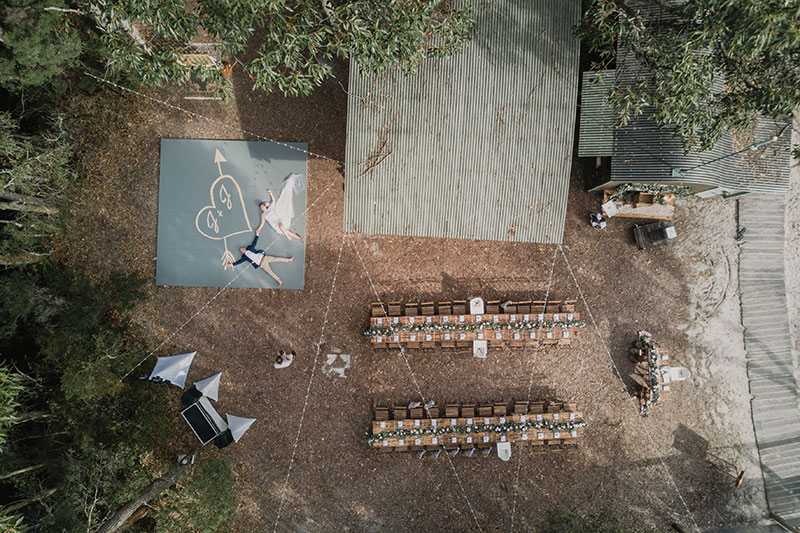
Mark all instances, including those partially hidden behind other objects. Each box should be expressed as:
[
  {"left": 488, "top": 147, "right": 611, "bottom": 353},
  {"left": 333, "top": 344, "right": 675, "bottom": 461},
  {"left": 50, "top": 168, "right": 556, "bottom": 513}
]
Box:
[
  {"left": 149, "top": 352, "right": 196, "bottom": 388},
  {"left": 225, "top": 414, "right": 256, "bottom": 442},
  {"left": 193, "top": 373, "right": 221, "bottom": 401}
]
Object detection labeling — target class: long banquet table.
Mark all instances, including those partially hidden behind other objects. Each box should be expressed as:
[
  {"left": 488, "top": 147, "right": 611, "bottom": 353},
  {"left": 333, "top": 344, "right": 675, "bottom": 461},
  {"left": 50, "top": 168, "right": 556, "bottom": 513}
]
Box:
[
  {"left": 368, "top": 311, "right": 582, "bottom": 346},
  {"left": 369, "top": 411, "right": 585, "bottom": 450}
]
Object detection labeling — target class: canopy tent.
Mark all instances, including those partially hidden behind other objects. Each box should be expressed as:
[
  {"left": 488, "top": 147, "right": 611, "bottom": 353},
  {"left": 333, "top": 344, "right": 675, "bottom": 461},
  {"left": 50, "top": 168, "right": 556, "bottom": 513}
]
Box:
[
  {"left": 193, "top": 372, "right": 221, "bottom": 401},
  {"left": 149, "top": 352, "right": 196, "bottom": 389},
  {"left": 226, "top": 414, "right": 256, "bottom": 442}
]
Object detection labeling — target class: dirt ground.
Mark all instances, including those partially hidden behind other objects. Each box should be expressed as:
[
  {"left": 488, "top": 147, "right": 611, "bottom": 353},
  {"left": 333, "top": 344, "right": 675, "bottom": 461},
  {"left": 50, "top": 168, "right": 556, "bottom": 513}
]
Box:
[{"left": 57, "top": 65, "right": 768, "bottom": 532}]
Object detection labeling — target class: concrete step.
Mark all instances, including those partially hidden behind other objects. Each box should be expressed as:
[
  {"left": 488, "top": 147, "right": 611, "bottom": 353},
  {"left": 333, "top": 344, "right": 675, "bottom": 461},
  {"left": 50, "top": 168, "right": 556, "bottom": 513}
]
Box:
[
  {"left": 750, "top": 380, "right": 799, "bottom": 395},
  {"left": 744, "top": 330, "right": 792, "bottom": 341},
  {"left": 748, "top": 364, "right": 795, "bottom": 376},
  {"left": 753, "top": 401, "right": 800, "bottom": 412},
  {"left": 740, "top": 241, "right": 786, "bottom": 248},
  {"left": 740, "top": 263, "right": 786, "bottom": 270},
  {"left": 741, "top": 314, "right": 791, "bottom": 325},
  {"left": 741, "top": 258, "right": 786, "bottom": 266}
]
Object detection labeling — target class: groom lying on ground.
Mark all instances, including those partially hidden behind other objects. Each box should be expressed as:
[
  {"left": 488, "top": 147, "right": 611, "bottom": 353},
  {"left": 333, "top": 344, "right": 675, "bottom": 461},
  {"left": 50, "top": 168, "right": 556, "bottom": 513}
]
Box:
[{"left": 224, "top": 232, "right": 293, "bottom": 287}]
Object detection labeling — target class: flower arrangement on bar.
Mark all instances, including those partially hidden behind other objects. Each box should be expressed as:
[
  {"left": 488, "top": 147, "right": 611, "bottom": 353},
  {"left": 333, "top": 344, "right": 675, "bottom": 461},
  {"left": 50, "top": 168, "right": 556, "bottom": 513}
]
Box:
[
  {"left": 610, "top": 183, "right": 691, "bottom": 205},
  {"left": 365, "top": 418, "right": 588, "bottom": 446},
  {"left": 363, "top": 317, "right": 587, "bottom": 340}
]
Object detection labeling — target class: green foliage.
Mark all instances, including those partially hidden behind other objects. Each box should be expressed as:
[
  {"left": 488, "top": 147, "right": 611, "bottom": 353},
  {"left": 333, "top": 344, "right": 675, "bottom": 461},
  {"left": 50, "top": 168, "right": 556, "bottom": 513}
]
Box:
[
  {"left": 576, "top": 0, "right": 800, "bottom": 151},
  {"left": 154, "top": 459, "right": 235, "bottom": 532},
  {"left": 0, "top": 0, "right": 82, "bottom": 94},
  {"left": 38, "top": 445, "right": 152, "bottom": 532},
  {"left": 0, "top": 113, "right": 75, "bottom": 200},
  {"left": 0, "top": 270, "right": 61, "bottom": 340},
  {"left": 536, "top": 507, "right": 649, "bottom": 533},
  {"left": 0, "top": 363, "right": 24, "bottom": 453},
  {"left": 84, "top": 0, "right": 475, "bottom": 97},
  {"left": 0, "top": 266, "right": 172, "bottom": 531},
  {"left": 0, "top": 508, "right": 29, "bottom": 533},
  {"left": 0, "top": 112, "right": 77, "bottom": 262}
]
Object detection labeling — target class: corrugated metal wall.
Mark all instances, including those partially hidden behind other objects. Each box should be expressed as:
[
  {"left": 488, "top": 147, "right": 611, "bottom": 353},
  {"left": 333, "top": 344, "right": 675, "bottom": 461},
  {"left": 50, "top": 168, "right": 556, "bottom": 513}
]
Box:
[{"left": 343, "top": 0, "right": 581, "bottom": 244}]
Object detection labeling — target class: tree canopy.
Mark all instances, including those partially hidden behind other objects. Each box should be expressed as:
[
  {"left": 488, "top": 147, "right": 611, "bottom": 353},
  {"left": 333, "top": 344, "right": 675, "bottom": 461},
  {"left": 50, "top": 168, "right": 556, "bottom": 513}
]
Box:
[
  {"left": 84, "top": 0, "right": 475, "bottom": 97},
  {"left": 0, "top": 0, "right": 82, "bottom": 94},
  {"left": 576, "top": 0, "right": 800, "bottom": 151}
]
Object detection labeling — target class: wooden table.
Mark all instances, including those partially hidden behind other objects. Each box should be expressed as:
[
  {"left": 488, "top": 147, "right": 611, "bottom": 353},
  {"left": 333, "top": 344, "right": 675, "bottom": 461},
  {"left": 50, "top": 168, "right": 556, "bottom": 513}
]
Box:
[
  {"left": 369, "top": 312, "right": 582, "bottom": 347},
  {"left": 369, "top": 411, "right": 585, "bottom": 450},
  {"left": 635, "top": 340, "right": 671, "bottom": 415}
]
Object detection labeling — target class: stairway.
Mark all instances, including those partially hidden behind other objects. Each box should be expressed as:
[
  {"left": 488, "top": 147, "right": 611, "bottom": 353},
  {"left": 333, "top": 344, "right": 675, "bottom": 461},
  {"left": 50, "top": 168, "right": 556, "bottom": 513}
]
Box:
[{"left": 738, "top": 195, "right": 800, "bottom": 521}]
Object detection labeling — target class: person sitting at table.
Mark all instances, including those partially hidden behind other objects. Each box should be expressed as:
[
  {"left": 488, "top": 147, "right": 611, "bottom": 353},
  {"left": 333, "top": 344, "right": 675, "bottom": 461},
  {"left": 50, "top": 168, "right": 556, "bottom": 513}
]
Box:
[{"left": 224, "top": 232, "right": 293, "bottom": 286}]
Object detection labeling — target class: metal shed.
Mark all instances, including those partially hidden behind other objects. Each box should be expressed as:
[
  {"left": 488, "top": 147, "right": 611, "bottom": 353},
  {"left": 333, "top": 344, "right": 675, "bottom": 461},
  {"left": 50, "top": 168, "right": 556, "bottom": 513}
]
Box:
[{"left": 343, "top": 0, "right": 581, "bottom": 243}]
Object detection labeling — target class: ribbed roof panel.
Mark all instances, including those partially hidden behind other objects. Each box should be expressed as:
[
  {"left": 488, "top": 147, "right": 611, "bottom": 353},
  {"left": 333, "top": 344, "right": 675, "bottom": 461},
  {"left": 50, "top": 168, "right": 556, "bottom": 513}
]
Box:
[
  {"left": 578, "top": 70, "right": 615, "bottom": 157},
  {"left": 602, "top": 5, "right": 793, "bottom": 195},
  {"left": 343, "top": 0, "right": 581, "bottom": 244}
]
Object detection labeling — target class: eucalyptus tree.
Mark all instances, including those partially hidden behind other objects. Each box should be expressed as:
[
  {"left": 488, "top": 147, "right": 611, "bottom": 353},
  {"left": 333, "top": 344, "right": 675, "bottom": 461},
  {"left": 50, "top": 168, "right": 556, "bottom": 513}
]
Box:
[
  {"left": 577, "top": 0, "right": 800, "bottom": 151},
  {"left": 85, "top": 0, "right": 475, "bottom": 97}
]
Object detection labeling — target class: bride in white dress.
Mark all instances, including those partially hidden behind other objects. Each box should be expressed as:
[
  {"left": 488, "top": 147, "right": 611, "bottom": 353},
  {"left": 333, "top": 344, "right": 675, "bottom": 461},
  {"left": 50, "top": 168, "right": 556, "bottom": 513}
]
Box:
[{"left": 256, "top": 173, "right": 305, "bottom": 241}]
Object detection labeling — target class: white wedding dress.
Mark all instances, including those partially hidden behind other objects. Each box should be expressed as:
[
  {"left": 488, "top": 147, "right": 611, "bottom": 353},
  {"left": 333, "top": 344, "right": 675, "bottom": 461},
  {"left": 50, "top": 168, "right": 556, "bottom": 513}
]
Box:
[{"left": 263, "top": 173, "right": 306, "bottom": 234}]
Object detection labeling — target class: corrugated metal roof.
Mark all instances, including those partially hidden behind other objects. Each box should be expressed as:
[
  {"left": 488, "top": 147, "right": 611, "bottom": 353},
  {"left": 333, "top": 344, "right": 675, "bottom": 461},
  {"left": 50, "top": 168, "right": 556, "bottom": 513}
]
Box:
[
  {"left": 578, "top": 70, "right": 615, "bottom": 157},
  {"left": 343, "top": 0, "right": 581, "bottom": 244},
  {"left": 609, "top": 113, "right": 792, "bottom": 194},
  {"left": 579, "top": 14, "right": 792, "bottom": 195}
]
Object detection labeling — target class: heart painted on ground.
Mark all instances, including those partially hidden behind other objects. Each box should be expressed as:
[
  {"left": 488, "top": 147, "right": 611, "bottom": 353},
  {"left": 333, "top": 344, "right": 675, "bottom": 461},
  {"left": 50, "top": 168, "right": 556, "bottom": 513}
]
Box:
[{"left": 195, "top": 174, "right": 253, "bottom": 241}]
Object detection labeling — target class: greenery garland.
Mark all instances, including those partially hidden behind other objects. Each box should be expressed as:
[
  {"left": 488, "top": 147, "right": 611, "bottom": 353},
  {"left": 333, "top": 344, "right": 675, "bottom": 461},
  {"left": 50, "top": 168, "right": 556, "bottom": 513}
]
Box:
[
  {"left": 365, "top": 418, "right": 587, "bottom": 446},
  {"left": 363, "top": 318, "right": 587, "bottom": 339},
  {"left": 610, "top": 183, "right": 692, "bottom": 205}
]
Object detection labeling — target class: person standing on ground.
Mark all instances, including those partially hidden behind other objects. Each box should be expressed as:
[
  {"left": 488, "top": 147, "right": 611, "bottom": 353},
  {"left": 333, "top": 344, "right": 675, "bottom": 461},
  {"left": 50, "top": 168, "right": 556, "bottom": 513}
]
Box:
[
  {"left": 274, "top": 350, "right": 295, "bottom": 369},
  {"left": 224, "top": 232, "right": 293, "bottom": 286}
]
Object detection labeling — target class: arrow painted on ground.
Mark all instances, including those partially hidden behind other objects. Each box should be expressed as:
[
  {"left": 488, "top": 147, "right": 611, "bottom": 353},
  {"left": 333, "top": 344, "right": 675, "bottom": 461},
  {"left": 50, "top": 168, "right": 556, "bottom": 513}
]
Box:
[{"left": 214, "top": 149, "right": 226, "bottom": 177}]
